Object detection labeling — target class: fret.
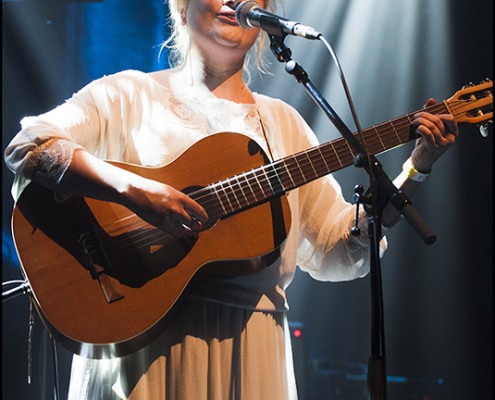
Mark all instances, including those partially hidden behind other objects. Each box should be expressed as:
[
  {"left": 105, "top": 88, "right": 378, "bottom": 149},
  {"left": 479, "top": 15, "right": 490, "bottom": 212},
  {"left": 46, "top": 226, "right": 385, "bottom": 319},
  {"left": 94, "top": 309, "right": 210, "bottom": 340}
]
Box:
[
  {"left": 228, "top": 180, "right": 243, "bottom": 210},
  {"left": 403, "top": 114, "right": 416, "bottom": 142},
  {"left": 327, "top": 141, "right": 344, "bottom": 168},
  {"left": 333, "top": 137, "right": 355, "bottom": 167},
  {"left": 330, "top": 139, "right": 354, "bottom": 165},
  {"left": 217, "top": 181, "right": 236, "bottom": 214},
  {"left": 394, "top": 117, "right": 414, "bottom": 145},
  {"left": 373, "top": 123, "right": 397, "bottom": 151},
  {"left": 257, "top": 166, "right": 277, "bottom": 200},
  {"left": 328, "top": 145, "right": 343, "bottom": 171},
  {"left": 393, "top": 115, "right": 416, "bottom": 144},
  {"left": 317, "top": 146, "right": 332, "bottom": 174},
  {"left": 295, "top": 153, "right": 312, "bottom": 182},
  {"left": 264, "top": 164, "right": 285, "bottom": 197},
  {"left": 304, "top": 150, "right": 319, "bottom": 180},
  {"left": 279, "top": 159, "right": 296, "bottom": 190},
  {"left": 210, "top": 185, "right": 229, "bottom": 216},
  {"left": 389, "top": 120, "right": 402, "bottom": 143},
  {"left": 283, "top": 156, "right": 301, "bottom": 189},
  {"left": 293, "top": 155, "right": 307, "bottom": 185},
  {"left": 371, "top": 125, "right": 386, "bottom": 151},
  {"left": 233, "top": 174, "right": 250, "bottom": 208},
  {"left": 242, "top": 170, "right": 260, "bottom": 203},
  {"left": 362, "top": 127, "right": 386, "bottom": 155},
  {"left": 252, "top": 169, "right": 267, "bottom": 199}
]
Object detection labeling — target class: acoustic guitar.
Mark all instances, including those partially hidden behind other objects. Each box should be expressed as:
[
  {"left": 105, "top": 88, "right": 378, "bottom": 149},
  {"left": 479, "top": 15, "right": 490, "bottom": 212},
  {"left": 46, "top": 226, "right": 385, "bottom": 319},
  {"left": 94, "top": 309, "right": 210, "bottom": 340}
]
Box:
[{"left": 11, "top": 80, "right": 492, "bottom": 358}]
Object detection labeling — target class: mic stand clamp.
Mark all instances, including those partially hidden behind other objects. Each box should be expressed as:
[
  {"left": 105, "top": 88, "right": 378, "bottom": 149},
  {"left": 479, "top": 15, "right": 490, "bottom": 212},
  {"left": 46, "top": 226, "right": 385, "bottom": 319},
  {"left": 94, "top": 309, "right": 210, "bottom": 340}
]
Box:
[
  {"left": 351, "top": 184, "right": 365, "bottom": 237},
  {"left": 2, "top": 281, "right": 31, "bottom": 302},
  {"left": 268, "top": 34, "right": 436, "bottom": 400}
]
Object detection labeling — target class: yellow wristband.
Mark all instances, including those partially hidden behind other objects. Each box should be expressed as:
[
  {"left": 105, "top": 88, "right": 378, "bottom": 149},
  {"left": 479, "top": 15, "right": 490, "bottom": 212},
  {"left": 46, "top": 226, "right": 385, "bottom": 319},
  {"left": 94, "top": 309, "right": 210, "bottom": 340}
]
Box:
[{"left": 402, "top": 157, "right": 430, "bottom": 182}]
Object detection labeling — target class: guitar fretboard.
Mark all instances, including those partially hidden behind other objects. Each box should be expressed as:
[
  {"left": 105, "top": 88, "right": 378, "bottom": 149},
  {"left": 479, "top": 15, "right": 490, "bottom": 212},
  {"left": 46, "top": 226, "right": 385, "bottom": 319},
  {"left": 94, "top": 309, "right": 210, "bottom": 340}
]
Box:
[{"left": 192, "top": 102, "right": 451, "bottom": 220}]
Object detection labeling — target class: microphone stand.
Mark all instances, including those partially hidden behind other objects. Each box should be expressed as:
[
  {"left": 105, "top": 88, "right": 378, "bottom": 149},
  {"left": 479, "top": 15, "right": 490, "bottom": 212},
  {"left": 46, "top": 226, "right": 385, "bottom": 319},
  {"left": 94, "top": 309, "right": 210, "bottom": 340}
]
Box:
[{"left": 268, "top": 34, "right": 436, "bottom": 400}]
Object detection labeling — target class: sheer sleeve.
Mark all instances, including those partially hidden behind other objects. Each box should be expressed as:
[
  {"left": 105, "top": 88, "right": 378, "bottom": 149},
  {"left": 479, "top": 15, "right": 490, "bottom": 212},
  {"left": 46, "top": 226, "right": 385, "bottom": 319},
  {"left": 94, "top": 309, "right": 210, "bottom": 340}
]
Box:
[
  {"left": 296, "top": 174, "right": 387, "bottom": 282},
  {"left": 7, "top": 136, "right": 83, "bottom": 200},
  {"left": 255, "top": 94, "right": 387, "bottom": 282},
  {"left": 4, "top": 75, "right": 121, "bottom": 201}
]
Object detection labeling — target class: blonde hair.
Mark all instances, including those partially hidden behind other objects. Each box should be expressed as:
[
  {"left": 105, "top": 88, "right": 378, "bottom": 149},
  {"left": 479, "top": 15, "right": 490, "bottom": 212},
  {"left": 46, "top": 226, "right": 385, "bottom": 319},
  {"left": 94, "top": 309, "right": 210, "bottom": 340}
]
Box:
[{"left": 161, "top": 0, "right": 279, "bottom": 82}]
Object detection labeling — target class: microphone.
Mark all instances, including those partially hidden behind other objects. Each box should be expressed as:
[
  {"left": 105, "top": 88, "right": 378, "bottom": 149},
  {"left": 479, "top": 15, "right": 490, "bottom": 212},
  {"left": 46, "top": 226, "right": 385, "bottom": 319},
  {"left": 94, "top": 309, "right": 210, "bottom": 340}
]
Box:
[{"left": 235, "top": 1, "right": 321, "bottom": 40}]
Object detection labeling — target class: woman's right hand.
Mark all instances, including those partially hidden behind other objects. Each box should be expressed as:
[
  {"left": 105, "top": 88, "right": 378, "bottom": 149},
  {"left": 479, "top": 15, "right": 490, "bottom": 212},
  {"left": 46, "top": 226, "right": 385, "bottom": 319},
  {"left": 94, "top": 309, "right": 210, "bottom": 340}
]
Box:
[{"left": 122, "top": 178, "right": 208, "bottom": 239}]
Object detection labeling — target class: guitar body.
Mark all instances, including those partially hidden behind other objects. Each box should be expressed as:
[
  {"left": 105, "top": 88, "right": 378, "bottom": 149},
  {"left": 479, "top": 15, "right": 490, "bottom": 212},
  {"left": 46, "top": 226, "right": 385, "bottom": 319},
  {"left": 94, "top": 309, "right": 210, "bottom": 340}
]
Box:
[{"left": 12, "top": 132, "right": 291, "bottom": 358}]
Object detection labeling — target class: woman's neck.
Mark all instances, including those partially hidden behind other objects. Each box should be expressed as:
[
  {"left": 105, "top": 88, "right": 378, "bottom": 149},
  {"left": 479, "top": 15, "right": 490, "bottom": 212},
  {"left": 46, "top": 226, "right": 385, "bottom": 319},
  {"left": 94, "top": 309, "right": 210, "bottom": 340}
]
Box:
[{"left": 173, "top": 48, "right": 256, "bottom": 104}]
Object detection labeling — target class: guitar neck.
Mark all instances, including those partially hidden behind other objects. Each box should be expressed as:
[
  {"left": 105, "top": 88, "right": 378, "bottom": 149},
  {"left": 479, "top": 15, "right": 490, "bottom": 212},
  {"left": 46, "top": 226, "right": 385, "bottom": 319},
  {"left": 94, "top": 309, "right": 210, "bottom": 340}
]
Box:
[{"left": 194, "top": 102, "right": 451, "bottom": 219}]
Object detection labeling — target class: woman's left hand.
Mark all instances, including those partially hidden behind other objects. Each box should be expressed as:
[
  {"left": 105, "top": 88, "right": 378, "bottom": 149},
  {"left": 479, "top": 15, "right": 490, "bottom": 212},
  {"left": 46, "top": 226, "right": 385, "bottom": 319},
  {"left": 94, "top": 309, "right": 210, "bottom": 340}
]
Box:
[{"left": 410, "top": 98, "right": 459, "bottom": 172}]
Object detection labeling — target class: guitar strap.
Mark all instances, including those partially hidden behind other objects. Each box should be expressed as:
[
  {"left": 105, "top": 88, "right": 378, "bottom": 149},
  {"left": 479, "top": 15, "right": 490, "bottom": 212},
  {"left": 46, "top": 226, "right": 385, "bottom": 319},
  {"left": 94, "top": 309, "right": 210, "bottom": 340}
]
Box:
[{"left": 257, "top": 109, "right": 276, "bottom": 162}]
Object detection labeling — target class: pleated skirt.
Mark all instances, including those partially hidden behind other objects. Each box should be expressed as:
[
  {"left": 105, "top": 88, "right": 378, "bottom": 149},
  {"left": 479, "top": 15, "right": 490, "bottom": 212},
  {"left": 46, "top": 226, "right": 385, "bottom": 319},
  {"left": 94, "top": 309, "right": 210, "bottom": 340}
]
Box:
[{"left": 67, "top": 296, "right": 298, "bottom": 399}]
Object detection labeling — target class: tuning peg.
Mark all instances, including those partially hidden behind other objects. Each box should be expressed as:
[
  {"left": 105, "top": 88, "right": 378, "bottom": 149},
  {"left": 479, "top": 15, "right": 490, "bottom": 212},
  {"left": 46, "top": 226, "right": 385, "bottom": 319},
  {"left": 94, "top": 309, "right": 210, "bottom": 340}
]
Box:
[{"left": 479, "top": 122, "right": 491, "bottom": 137}]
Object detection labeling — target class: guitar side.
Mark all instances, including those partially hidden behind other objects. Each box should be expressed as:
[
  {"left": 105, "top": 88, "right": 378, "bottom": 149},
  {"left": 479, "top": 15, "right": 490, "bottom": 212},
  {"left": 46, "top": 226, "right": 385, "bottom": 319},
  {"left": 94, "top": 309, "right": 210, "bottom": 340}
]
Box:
[{"left": 11, "top": 132, "right": 291, "bottom": 359}]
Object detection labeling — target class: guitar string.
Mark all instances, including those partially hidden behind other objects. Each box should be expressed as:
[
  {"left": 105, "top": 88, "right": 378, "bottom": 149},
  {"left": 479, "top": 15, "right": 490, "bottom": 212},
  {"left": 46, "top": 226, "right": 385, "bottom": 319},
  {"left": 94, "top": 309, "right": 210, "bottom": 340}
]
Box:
[{"left": 82, "top": 100, "right": 481, "bottom": 259}]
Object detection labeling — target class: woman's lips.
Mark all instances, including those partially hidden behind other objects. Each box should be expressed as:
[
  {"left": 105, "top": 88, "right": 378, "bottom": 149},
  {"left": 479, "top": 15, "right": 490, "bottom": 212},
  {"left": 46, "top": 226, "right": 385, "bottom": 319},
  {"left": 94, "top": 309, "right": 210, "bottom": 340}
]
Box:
[{"left": 218, "top": 12, "right": 238, "bottom": 25}]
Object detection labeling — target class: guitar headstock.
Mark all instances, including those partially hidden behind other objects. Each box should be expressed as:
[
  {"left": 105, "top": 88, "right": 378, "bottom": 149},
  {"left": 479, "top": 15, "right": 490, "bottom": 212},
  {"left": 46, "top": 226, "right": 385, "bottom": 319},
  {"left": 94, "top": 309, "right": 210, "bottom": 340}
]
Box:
[{"left": 445, "top": 79, "right": 493, "bottom": 136}]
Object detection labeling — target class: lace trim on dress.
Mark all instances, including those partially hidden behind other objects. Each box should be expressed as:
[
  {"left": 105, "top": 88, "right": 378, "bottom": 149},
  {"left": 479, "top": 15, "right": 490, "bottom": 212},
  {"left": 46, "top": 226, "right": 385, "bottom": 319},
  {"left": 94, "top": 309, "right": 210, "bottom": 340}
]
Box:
[
  {"left": 27, "top": 138, "right": 81, "bottom": 188},
  {"left": 165, "top": 89, "right": 263, "bottom": 135},
  {"left": 167, "top": 95, "right": 206, "bottom": 129},
  {"left": 244, "top": 107, "right": 263, "bottom": 134}
]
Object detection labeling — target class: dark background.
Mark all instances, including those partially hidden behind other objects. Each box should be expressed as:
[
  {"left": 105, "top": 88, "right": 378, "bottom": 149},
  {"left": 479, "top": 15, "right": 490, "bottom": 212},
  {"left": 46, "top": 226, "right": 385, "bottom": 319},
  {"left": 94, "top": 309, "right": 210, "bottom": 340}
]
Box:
[{"left": 2, "top": 1, "right": 492, "bottom": 399}]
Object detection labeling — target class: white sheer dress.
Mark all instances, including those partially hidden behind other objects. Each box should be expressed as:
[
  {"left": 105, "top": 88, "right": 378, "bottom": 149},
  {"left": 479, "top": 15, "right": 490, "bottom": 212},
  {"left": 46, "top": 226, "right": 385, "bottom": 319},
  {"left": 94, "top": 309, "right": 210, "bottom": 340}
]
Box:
[{"left": 4, "top": 69, "right": 385, "bottom": 400}]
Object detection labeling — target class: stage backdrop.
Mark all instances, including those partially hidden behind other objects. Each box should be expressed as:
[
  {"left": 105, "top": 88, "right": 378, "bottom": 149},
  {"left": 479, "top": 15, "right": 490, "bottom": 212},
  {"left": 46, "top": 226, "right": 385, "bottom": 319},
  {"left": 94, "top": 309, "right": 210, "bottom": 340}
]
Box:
[{"left": 2, "top": 1, "right": 492, "bottom": 399}]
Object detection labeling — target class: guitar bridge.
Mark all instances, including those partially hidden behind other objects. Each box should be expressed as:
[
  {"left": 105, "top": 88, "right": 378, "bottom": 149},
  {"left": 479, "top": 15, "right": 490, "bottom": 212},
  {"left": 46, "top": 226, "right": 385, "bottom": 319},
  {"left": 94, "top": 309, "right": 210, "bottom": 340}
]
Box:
[{"left": 78, "top": 226, "right": 125, "bottom": 304}]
